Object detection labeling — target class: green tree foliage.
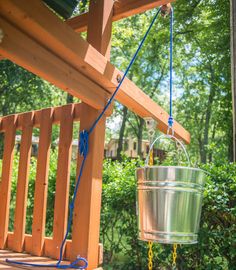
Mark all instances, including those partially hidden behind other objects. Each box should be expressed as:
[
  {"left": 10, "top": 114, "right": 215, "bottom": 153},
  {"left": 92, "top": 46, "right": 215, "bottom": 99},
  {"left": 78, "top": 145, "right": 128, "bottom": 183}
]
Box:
[
  {"left": 0, "top": 60, "right": 67, "bottom": 156},
  {"left": 174, "top": 0, "right": 232, "bottom": 163},
  {"left": 111, "top": 11, "right": 171, "bottom": 158},
  {"left": 0, "top": 60, "right": 66, "bottom": 116},
  {"left": 111, "top": 0, "right": 232, "bottom": 164}
]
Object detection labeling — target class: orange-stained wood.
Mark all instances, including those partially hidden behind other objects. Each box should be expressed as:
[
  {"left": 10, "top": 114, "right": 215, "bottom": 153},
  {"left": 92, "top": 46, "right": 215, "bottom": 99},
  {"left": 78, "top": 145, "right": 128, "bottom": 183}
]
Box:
[
  {"left": 50, "top": 104, "right": 74, "bottom": 259},
  {"left": 0, "top": 0, "right": 190, "bottom": 143},
  {"left": 0, "top": 115, "right": 17, "bottom": 249},
  {"left": 0, "top": 103, "right": 83, "bottom": 132},
  {"left": 31, "top": 108, "right": 53, "bottom": 256},
  {"left": 11, "top": 112, "right": 34, "bottom": 252},
  {"left": 0, "top": 249, "right": 68, "bottom": 270},
  {"left": 0, "top": 17, "right": 108, "bottom": 110},
  {"left": 71, "top": 104, "right": 106, "bottom": 269},
  {"left": 67, "top": 0, "right": 174, "bottom": 32},
  {"left": 71, "top": 1, "right": 113, "bottom": 268},
  {"left": 7, "top": 232, "right": 72, "bottom": 261},
  {"left": 87, "top": 0, "right": 114, "bottom": 58}
]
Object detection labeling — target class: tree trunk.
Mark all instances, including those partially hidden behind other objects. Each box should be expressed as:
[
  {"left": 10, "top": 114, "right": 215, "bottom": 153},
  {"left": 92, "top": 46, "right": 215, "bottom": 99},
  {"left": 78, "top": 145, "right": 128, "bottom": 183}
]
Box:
[
  {"left": 137, "top": 117, "right": 145, "bottom": 158},
  {"left": 230, "top": 0, "right": 236, "bottom": 162},
  {"left": 209, "top": 123, "right": 216, "bottom": 163},
  {"left": 228, "top": 127, "right": 234, "bottom": 162},
  {"left": 117, "top": 106, "right": 128, "bottom": 161},
  {"left": 201, "top": 67, "right": 216, "bottom": 163},
  {"left": 66, "top": 94, "right": 74, "bottom": 104}
]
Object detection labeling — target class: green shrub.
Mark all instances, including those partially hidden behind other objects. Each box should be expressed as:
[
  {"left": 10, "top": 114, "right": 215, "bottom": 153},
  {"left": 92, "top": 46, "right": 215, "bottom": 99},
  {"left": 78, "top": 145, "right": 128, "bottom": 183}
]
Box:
[
  {"left": 2, "top": 154, "right": 235, "bottom": 269},
  {"left": 101, "top": 160, "right": 236, "bottom": 270}
]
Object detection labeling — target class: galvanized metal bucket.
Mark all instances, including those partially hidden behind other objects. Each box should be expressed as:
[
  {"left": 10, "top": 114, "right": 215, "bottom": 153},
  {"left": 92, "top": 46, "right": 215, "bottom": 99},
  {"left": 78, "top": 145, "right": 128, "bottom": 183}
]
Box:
[{"left": 136, "top": 134, "right": 206, "bottom": 244}]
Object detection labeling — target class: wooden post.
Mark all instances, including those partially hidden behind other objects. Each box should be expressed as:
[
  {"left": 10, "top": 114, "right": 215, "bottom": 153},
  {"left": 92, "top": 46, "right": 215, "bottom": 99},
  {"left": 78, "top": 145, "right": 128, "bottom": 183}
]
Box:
[
  {"left": 51, "top": 105, "right": 74, "bottom": 259},
  {"left": 12, "top": 112, "right": 34, "bottom": 252},
  {"left": 0, "top": 115, "right": 17, "bottom": 249},
  {"left": 231, "top": 0, "right": 236, "bottom": 162},
  {"left": 71, "top": 1, "right": 113, "bottom": 269},
  {"left": 31, "top": 108, "right": 53, "bottom": 256}
]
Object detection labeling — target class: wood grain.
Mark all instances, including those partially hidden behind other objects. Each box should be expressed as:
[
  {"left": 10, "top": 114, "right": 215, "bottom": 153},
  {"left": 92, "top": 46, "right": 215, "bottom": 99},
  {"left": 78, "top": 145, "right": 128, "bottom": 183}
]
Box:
[
  {"left": 0, "top": 115, "right": 17, "bottom": 249},
  {"left": 31, "top": 108, "right": 53, "bottom": 256}
]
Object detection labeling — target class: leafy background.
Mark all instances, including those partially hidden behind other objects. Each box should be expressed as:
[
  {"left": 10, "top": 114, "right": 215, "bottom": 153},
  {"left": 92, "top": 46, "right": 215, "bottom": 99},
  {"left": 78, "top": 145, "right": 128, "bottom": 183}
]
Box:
[{"left": 0, "top": 0, "right": 235, "bottom": 269}]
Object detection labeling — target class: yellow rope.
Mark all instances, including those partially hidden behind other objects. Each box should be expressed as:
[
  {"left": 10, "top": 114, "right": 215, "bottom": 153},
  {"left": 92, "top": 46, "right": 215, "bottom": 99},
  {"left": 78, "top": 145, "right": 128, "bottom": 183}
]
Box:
[
  {"left": 148, "top": 241, "right": 153, "bottom": 270},
  {"left": 172, "top": 244, "right": 178, "bottom": 268},
  {"left": 148, "top": 149, "right": 154, "bottom": 270}
]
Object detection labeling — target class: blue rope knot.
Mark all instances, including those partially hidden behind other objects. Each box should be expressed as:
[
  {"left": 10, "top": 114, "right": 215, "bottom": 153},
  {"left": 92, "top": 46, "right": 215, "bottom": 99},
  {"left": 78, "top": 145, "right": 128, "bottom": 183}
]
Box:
[
  {"left": 79, "top": 130, "right": 89, "bottom": 157},
  {"left": 69, "top": 202, "right": 74, "bottom": 211},
  {"left": 168, "top": 116, "right": 174, "bottom": 127}
]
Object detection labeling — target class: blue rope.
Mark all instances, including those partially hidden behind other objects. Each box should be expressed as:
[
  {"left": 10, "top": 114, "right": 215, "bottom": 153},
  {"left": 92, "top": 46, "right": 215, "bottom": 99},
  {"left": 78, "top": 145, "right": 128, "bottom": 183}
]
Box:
[
  {"left": 89, "top": 7, "right": 162, "bottom": 135},
  {"left": 6, "top": 6, "right": 163, "bottom": 269},
  {"left": 168, "top": 8, "right": 174, "bottom": 128}
]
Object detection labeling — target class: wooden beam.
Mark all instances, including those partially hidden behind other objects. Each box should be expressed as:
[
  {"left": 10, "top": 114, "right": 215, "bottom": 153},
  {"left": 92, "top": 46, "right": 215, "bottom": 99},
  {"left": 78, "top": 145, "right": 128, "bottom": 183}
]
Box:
[
  {"left": 71, "top": 1, "right": 113, "bottom": 269},
  {"left": 0, "top": 17, "right": 108, "bottom": 110},
  {"left": 66, "top": 0, "right": 174, "bottom": 33},
  {"left": 231, "top": 0, "right": 236, "bottom": 161},
  {"left": 0, "top": 0, "right": 190, "bottom": 143}
]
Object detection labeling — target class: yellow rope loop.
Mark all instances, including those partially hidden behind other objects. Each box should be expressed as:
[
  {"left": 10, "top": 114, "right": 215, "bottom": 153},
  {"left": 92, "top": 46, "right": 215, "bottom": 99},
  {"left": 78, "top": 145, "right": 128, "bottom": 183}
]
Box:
[
  {"left": 147, "top": 150, "right": 154, "bottom": 270},
  {"left": 172, "top": 243, "right": 178, "bottom": 268},
  {"left": 149, "top": 149, "right": 154, "bottom": 166},
  {"left": 148, "top": 241, "right": 153, "bottom": 270}
]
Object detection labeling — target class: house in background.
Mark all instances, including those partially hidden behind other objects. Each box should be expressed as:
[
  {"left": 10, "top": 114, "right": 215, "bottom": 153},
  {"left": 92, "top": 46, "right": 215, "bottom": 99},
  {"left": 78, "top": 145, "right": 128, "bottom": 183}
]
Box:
[
  {"left": 104, "top": 137, "right": 166, "bottom": 161},
  {"left": 15, "top": 135, "right": 39, "bottom": 157},
  {"left": 15, "top": 136, "right": 165, "bottom": 161}
]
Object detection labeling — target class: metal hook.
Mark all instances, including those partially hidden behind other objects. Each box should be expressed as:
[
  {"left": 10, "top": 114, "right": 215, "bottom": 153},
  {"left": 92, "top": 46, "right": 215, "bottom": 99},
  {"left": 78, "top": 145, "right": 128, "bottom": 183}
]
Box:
[
  {"left": 161, "top": 4, "right": 172, "bottom": 17},
  {"left": 167, "top": 125, "right": 175, "bottom": 136}
]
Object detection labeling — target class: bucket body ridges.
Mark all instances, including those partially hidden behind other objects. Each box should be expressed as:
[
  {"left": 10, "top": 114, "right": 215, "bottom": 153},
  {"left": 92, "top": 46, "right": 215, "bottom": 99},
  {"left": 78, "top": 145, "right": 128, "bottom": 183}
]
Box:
[{"left": 136, "top": 166, "right": 206, "bottom": 244}]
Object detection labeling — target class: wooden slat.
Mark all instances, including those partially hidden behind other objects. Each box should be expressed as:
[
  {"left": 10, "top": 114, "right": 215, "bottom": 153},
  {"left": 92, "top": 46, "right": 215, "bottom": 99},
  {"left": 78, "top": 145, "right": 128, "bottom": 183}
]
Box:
[
  {"left": 67, "top": 0, "right": 174, "bottom": 33},
  {"left": 31, "top": 108, "right": 53, "bottom": 256},
  {"left": 0, "top": 250, "right": 68, "bottom": 270},
  {"left": 10, "top": 112, "right": 34, "bottom": 252},
  {"left": 0, "top": 17, "right": 108, "bottom": 110},
  {"left": 7, "top": 233, "right": 71, "bottom": 260},
  {"left": 0, "top": 103, "right": 83, "bottom": 132},
  {"left": 47, "top": 104, "right": 74, "bottom": 259},
  {"left": 71, "top": 2, "right": 112, "bottom": 268},
  {"left": 0, "top": 0, "right": 190, "bottom": 143},
  {"left": 0, "top": 115, "right": 17, "bottom": 249}
]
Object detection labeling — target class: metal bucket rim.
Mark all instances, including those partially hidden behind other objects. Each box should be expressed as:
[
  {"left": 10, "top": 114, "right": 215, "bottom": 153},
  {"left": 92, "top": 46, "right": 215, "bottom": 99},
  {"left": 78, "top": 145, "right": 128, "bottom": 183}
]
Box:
[{"left": 137, "top": 165, "right": 205, "bottom": 174}]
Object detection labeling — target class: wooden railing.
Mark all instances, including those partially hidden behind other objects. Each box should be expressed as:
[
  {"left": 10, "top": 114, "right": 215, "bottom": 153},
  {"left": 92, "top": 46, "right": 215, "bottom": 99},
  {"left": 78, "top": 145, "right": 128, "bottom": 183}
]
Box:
[{"left": 0, "top": 103, "right": 94, "bottom": 261}]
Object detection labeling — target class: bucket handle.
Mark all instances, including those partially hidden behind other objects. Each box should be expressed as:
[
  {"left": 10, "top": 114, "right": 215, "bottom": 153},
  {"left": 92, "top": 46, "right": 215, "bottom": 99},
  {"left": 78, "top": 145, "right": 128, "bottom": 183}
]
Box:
[{"left": 145, "top": 134, "right": 191, "bottom": 167}]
